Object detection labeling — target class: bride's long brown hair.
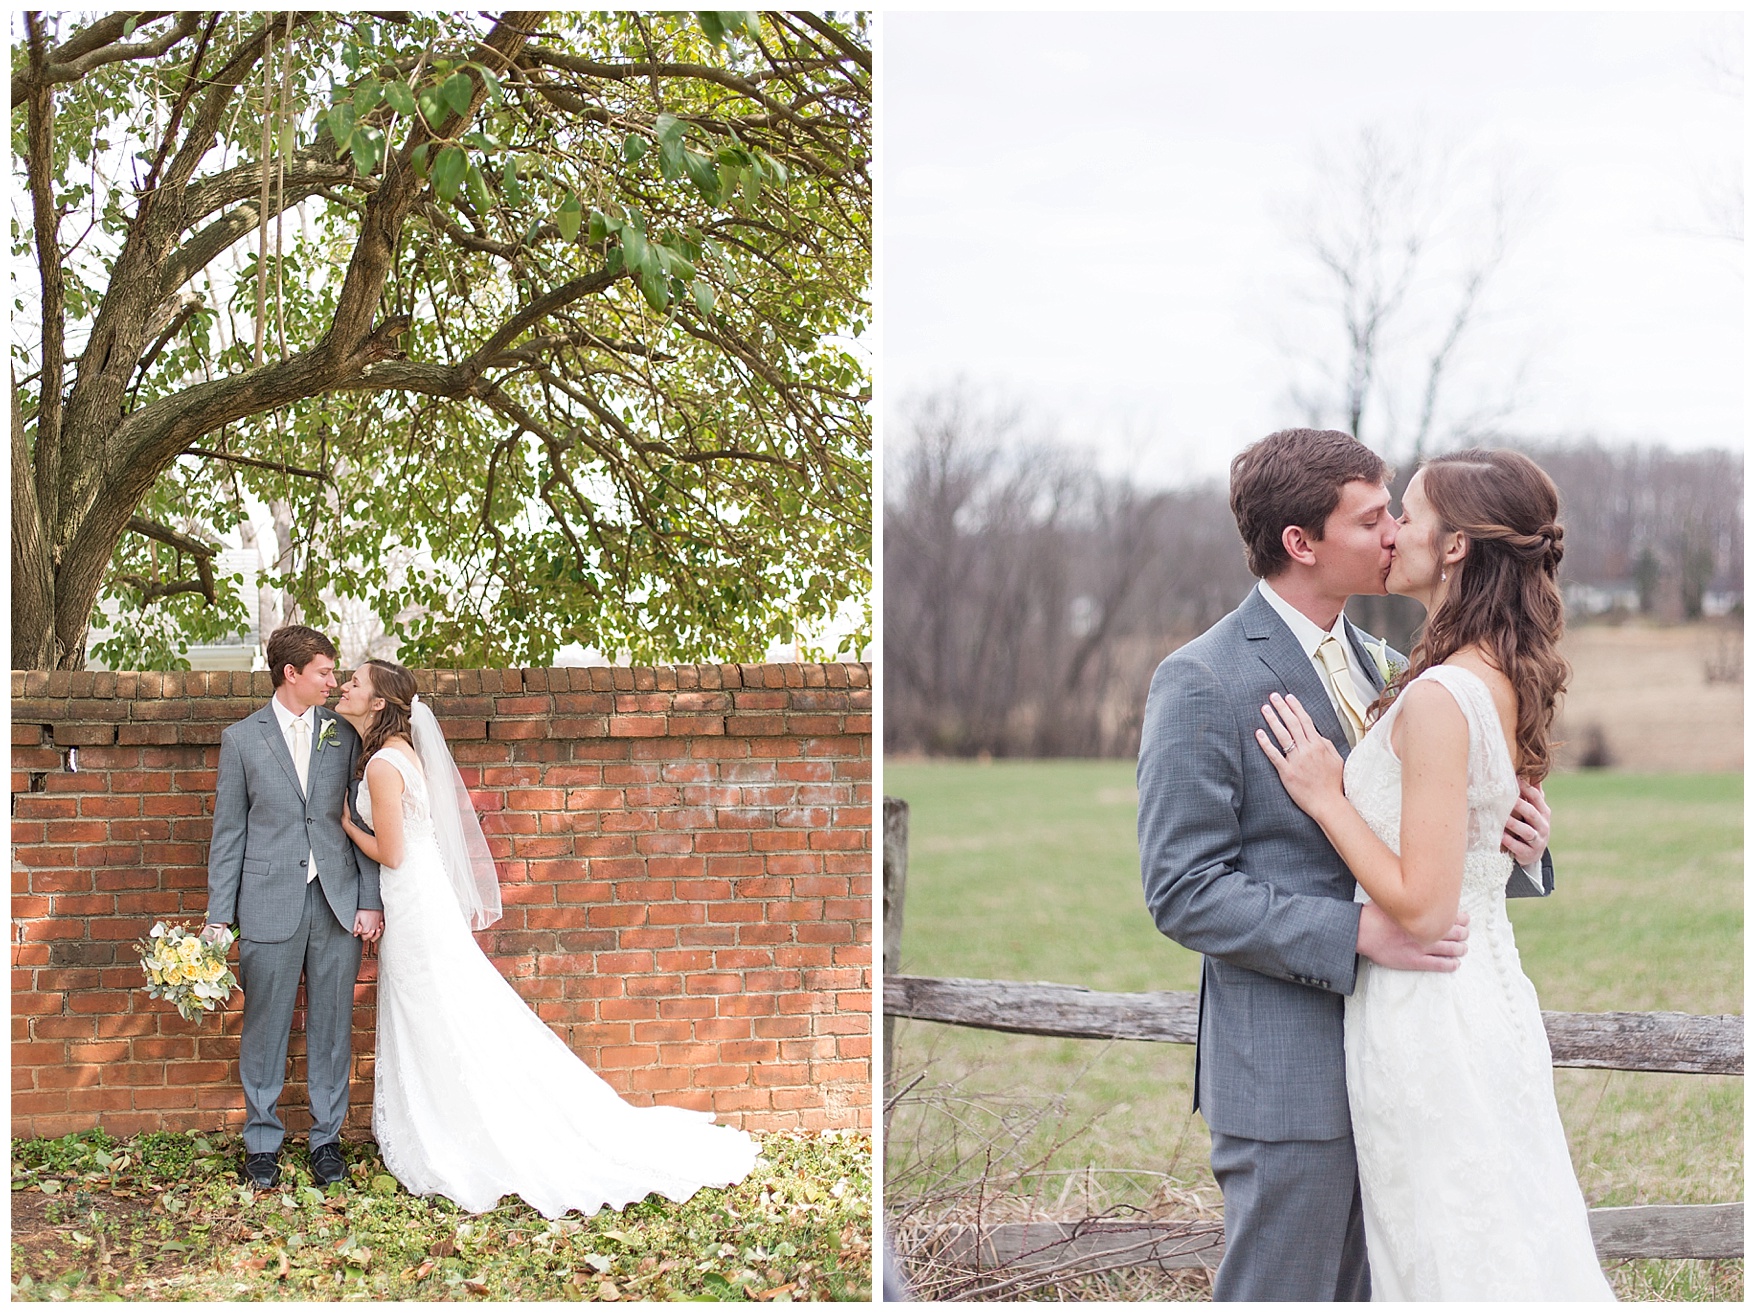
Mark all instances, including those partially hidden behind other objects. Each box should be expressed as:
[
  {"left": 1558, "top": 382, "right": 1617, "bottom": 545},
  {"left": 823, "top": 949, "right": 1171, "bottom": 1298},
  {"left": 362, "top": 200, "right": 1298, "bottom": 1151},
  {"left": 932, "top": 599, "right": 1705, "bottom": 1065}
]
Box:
[
  {"left": 1379, "top": 449, "right": 1571, "bottom": 782},
  {"left": 353, "top": 659, "right": 418, "bottom": 781}
]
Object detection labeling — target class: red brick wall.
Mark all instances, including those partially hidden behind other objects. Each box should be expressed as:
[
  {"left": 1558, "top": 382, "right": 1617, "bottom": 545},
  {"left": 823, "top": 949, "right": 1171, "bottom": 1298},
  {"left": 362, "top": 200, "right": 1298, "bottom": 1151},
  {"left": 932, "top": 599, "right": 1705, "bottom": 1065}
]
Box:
[{"left": 11, "top": 664, "right": 872, "bottom": 1142}]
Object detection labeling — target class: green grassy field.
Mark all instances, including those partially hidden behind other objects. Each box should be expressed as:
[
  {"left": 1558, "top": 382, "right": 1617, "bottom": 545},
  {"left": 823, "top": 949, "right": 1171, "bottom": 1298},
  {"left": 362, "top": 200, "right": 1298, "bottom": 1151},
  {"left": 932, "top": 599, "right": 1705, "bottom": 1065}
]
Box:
[{"left": 884, "top": 761, "right": 1742, "bottom": 1298}]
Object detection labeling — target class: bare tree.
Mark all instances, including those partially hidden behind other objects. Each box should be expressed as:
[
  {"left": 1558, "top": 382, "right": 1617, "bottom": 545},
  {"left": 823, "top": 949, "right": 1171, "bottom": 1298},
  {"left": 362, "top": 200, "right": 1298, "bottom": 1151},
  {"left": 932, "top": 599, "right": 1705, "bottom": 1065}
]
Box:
[
  {"left": 1693, "top": 16, "right": 1743, "bottom": 245},
  {"left": 884, "top": 389, "right": 1252, "bottom": 758},
  {"left": 1279, "top": 125, "right": 1534, "bottom": 467}
]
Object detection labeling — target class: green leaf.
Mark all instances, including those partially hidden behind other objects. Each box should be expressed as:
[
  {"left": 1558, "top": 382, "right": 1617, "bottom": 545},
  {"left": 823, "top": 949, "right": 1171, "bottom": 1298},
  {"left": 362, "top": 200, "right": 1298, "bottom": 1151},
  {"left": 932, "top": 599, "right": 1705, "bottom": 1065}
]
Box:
[
  {"left": 556, "top": 192, "right": 582, "bottom": 241},
  {"left": 442, "top": 71, "right": 474, "bottom": 117},
  {"left": 620, "top": 225, "right": 649, "bottom": 274},
  {"left": 587, "top": 209, "right": 608, "bottom": 244},
  {"left": 501, "top": 158, "right": 524, "bottom": 208},
  {"left": 416, "top": 86, "right": 447, "bottom": 129},
  {"left": 384, "top": 80, "right": 417, "bottom": 116},
  {"left": 411, "top": 141, "right": 432, "bottom": 179},
  {"left": 465, "top": 163, "right": 492, "bottom": 214},
  {"left": 654, "top": 113, "right": 685, "bottom": 149},
  {"left": 432, "top": 145, "right": 467, "bottom": 202},
  {"left": 352, "top": 80, "right": 383, "bottom": 116},
  {"left": 682, "top": 149, "right": 720, "bottom": 203},
  {"left": 475, "top": 64, "right": 504, "bottom": 105},
  {"left": 622, "top": 133, "right": 647, "bottom": 164},
  {"left": 122, "top": 15, "right": 139, "bottom": 38},
  {"left": 640, "top": 267, "right": 670, "bottom": 311},
  {"left": 326, "top": 103, "right": 356, "bottom": 153},
  {"left": 349, "top": 127, "right": 383, "bottom": 175},
  {"left": 697, "top": 12, "right": 725, "bottom": 45},
  {"left": 691, "top": 278, "right": 715, "bottom": 315}
]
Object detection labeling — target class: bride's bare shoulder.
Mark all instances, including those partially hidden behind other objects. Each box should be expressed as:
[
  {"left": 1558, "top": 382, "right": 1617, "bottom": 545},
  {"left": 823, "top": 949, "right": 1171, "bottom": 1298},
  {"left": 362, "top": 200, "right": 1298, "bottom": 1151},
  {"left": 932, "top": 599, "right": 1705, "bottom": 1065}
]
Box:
[
  {"left": 366, "top": 739, "right": 419, "bottom": 782},
  {"left": 1443, "top": 649, "right": 1516, "bottom": 718}
]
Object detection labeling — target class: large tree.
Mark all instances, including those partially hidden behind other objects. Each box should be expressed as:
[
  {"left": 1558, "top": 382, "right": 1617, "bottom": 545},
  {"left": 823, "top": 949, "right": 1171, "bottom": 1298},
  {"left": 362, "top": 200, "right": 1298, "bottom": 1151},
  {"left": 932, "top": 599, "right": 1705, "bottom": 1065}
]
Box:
[{"left": 12, "top": 11, "right": 870, "bottom": 670}]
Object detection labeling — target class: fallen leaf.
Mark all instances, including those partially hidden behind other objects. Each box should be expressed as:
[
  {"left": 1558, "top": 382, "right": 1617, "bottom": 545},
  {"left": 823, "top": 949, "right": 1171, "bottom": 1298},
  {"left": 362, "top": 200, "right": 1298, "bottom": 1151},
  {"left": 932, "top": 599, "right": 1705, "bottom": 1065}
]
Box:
[
  {"left": 415, "top": 1259, "right": 435, "bottom": 1280},
  {"left": 598, "top": 1279, "right": 620, "bottom": 1300},
  {"left": 463, "top": 1278, "right": 489, "bottom": 1295},
  {"left": 238, "top": 1255, "right": 268, "bottom": 1271},
  {"left": 275, "top": 1250, "right": 290, "bottom": 1280},
  {"left": 758, "top": 1282, "right": 797, "bottom": 1301},
  {"left": 429, "top": 1237, "right": 456, "bottom": 1257}
]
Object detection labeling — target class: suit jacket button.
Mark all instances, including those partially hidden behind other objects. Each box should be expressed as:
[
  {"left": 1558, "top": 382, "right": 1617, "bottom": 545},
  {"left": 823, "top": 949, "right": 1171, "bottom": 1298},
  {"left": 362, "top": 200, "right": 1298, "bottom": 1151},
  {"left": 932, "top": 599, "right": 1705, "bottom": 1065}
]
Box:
[{"left": 299, "top": 859, "right": 308, "bottom": 867}]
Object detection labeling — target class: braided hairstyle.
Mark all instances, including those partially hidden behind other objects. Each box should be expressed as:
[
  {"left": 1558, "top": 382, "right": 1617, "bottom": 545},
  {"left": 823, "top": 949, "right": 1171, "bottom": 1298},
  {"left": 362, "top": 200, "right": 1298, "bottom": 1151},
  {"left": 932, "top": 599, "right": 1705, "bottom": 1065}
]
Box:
[
  {"left": 353, "top": 659, "right": 418, "bottom": 780},
  {"left": 1383, "top": 448, "right": 1571, "bottom": 782}
]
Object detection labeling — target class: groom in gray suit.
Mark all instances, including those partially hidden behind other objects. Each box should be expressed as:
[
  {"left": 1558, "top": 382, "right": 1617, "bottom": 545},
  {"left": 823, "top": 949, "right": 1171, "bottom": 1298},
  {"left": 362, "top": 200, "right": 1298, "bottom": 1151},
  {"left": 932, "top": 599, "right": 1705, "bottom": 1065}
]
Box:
[
  {"left": 1138, "top": 428, "right": 1552, "bottom": 1300},
  {"left": 205, "top": 625, "right": 382, "bottom": 1189}
]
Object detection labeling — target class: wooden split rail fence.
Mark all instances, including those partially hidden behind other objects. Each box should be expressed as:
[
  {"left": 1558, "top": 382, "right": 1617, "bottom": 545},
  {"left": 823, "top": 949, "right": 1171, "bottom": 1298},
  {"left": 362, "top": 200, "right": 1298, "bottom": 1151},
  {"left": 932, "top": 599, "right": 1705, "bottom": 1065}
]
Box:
[{"left": 881, "top": 796, "right": 1744, "bottom": 1285}]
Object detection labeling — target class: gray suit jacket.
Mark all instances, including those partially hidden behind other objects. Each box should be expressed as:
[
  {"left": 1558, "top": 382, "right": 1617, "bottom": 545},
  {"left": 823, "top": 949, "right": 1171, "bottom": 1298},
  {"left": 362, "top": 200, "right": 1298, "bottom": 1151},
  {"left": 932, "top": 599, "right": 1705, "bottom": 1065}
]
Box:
[
  {"left": 207, "top": 702, "right": 381, "bottom": 943},
  {"left": 1138, "top": 586, "right": 1550, "bottom": 1142}
]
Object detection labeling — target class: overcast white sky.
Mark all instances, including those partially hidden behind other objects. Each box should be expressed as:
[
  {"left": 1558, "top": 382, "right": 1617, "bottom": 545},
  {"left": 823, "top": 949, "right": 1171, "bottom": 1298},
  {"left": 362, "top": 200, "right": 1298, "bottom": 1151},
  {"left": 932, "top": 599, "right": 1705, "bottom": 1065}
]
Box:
[{"left": 882, "top": 11, "right": 1744, "bottom": 487}]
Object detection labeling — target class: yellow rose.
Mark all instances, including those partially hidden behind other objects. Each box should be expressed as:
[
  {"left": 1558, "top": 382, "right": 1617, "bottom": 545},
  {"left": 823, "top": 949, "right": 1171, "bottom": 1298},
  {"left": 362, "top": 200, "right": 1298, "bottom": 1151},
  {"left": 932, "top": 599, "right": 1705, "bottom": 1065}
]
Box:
[
  {"left": 178, "top": 937, "right": 203, "bottom": 965},
  {"left": 164, "top": 963, "right": 185, "bottom": 986}
]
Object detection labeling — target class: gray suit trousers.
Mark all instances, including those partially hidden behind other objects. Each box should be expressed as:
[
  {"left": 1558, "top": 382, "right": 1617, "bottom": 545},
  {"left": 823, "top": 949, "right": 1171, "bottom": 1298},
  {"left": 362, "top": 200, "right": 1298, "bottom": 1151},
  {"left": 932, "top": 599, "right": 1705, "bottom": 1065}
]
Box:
[
  {"left": 237, "top": 878, "right": 362, "bottom": 1154},
  {"left": 1209, "top": 1129, "right": 1369, "bottom": 1301}
]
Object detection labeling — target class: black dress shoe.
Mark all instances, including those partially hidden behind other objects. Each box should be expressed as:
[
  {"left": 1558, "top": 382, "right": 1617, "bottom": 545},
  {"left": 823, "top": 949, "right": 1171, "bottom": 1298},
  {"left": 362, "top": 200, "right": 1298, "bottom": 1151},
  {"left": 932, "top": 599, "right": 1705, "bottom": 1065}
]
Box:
[
  {"left": 240, "top": 1151, "right": 280, "bottom": 1189},
  {"left": 309, "top": 1141, "right": 346, "bottom": 1186}
]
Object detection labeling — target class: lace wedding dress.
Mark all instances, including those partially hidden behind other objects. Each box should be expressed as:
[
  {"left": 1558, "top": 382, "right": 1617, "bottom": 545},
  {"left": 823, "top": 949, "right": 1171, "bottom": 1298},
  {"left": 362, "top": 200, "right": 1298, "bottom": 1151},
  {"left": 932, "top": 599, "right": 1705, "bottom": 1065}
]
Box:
[
  {"left": 361, "top": 746, "right": 759, "bottom": 1219},
  {"left": 1343, "top": 666, "right": 1614, "bottom": 1300}
]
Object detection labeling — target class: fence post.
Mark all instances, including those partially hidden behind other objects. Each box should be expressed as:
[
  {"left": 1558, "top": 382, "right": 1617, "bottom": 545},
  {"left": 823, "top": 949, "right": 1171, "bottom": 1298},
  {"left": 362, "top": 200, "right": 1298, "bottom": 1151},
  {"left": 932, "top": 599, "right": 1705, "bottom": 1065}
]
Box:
[{"left": 882, "top": 796, "right": 909, "bottom": 1122}]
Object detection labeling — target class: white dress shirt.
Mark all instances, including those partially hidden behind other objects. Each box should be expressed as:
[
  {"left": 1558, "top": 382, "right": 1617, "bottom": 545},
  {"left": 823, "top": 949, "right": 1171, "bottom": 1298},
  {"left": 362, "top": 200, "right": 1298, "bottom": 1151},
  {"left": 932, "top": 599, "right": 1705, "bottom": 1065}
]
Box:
[
  {"left": 1257, "top": 579, "right": 1379, "bottom": 723},
  {"left": 270, "top": 695, "right": 320, "bottom": 883}
]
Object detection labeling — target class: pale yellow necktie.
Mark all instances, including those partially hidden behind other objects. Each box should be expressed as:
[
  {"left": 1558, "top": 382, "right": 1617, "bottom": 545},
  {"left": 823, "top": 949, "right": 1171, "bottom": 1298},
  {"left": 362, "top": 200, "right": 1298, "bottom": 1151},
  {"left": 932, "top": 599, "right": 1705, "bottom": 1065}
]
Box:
[
  {"left": 291, "top": 716, "right": 311, "bottom": 793},
  {"left": 290, "top": 717, "right": 319, "bottom": 882},
  {"left": 1316, "top": 634, "right": 1371, "bottom": 748}
]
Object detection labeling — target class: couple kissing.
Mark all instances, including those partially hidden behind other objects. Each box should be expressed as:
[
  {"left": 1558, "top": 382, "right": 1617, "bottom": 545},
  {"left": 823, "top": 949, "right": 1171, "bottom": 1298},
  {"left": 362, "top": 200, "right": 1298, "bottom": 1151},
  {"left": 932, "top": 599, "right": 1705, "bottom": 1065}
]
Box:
[{"left": 1139, "top": 428, "right": 1613, "bottom": 1300}]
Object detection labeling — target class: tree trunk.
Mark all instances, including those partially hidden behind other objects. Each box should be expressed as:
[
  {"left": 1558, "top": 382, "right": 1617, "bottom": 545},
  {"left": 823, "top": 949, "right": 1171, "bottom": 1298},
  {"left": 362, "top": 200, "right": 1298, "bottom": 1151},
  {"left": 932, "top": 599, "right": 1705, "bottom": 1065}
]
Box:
[{"left": 12, "top": 11, "right": 547, "bottom": 671}]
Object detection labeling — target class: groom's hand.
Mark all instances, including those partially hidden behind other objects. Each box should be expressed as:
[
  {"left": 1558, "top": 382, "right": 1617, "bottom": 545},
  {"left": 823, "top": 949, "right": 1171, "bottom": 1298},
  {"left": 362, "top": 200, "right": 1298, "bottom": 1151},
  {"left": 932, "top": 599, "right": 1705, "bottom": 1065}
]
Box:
[
  {"left": 353, "top": 910, "right": 384, "bottom": 943},
  {"left": 1501, "top": 781, "right": 1551, "bottom": 867},
  {"left": 1357, "top": 902, "right": 1468, "bottom": 971}
]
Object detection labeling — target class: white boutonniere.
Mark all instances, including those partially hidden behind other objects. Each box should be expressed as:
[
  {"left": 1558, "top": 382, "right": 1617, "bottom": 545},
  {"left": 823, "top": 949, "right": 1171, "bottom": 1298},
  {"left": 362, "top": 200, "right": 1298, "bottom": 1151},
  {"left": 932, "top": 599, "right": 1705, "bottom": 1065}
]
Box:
[
  {"left": 1367, "top": 637, "right": 1406, "bottom": 689},
  {"left": 314, "top": 717, "right": 340, "bottom": 753}
]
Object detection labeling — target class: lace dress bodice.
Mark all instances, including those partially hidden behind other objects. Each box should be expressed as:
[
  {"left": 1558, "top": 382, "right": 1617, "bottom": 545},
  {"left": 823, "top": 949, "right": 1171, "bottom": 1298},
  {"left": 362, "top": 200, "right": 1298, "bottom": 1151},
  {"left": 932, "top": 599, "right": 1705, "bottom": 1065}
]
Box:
[
  {"left": 1339, "top": 663, "right": 1614, "bottom": 1300},
  {"left": 355, "top": 747, "right": 437, "bottom": 854},
  {"left": 1343, "top": 664, "right": 1521, "bottom": 914}
]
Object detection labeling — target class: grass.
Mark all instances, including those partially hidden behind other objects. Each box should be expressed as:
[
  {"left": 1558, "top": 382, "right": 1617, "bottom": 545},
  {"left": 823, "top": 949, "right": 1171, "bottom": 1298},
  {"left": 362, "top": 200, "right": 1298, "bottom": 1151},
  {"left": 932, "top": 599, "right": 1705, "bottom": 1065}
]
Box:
[
  {"left": 10, "top": 1126, "right": 872, "bottom": 1301},
  {"left": 884, "top": 760, "right": 1743, "bottom": 1300}
]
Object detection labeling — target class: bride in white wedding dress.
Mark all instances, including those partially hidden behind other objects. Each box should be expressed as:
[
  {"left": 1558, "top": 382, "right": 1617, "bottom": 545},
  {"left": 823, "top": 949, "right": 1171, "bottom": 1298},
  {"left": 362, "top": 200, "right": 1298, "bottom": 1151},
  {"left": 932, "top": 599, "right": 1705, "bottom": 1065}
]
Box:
[
  {"left": 1257, "top": 450, "right": 1614, "bottom": 1301},
  {"left": 335, "top": 660, "right": 758, "bottom": 1219}
]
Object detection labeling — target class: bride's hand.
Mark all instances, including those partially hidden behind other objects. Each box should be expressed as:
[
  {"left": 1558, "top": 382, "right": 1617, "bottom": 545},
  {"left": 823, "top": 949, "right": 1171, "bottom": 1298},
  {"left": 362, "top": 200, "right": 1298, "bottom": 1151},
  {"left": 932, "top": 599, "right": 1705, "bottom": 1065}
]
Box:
[{"left": 1255, "top": 692, "right": 1346, "bottom": 817}]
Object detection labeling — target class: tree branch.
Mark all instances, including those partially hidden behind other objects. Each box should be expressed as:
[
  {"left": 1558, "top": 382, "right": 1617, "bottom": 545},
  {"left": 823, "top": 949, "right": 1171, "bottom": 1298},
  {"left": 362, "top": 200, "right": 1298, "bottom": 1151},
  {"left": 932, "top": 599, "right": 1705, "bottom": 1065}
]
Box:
[
  {"left": 159, "top": 167, "right": 367, "bottom": 299},
  {"left": 24, "top": 13, "right": 67, "bottom": 533},
  {"left": 465, "top": 268, "right": 623, "bottom": 375},
  {"left": 11, "top": 11, "right": 200, "bottom": 105},
  {"left": 116, "top": 575, "right": 215, "bottom": 603},
  {"left": 523, "top": 45, "right": 827, "bottom": 142},
  {"left": 784, "top": 12, "right": 871, "bottom": 74},
  {"left": 127, "top": 513, "right": 219, "bottom": 558},
  {"left": 182, "top": 445, "right": 327, "bottom": 481}
]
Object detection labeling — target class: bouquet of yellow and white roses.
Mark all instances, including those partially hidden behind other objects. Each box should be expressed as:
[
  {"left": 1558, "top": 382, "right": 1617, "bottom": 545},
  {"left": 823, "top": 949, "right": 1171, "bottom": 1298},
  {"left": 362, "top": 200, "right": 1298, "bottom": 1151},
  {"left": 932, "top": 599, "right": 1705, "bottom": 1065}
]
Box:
[{"left": 138, "top": 921, "right": 237, "bottom": 1022}]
